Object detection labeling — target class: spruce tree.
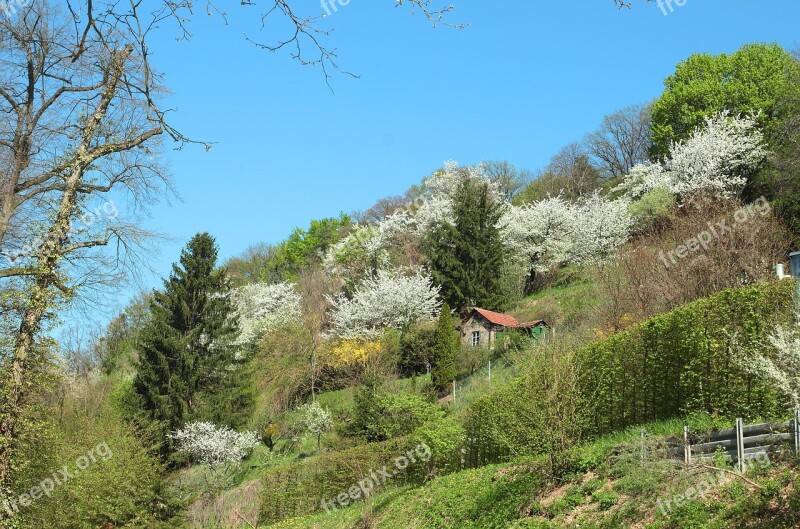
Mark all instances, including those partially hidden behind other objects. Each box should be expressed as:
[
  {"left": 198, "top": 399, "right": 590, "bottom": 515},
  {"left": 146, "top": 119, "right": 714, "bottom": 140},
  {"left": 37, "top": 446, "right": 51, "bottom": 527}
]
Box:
[
  {"left": 134, "top": 233, "right": 242, "bottom": 434},
  {"left": 424, "top": 175, "right": 507, "bottom": 314},
  {"left": 431, "top": 303, "right": 458, "bottom": 393}
]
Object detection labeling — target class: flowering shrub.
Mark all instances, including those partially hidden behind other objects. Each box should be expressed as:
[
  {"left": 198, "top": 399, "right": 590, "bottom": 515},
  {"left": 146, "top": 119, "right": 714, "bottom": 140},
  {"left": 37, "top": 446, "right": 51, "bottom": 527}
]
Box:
[
  {"left": 323, "top": 339, "right": 384, "bottom": 368},
  {"left": 299, "top": 401, "right": 334, "bottom": 448},
  {"left": 170, "top": 422, "right": 260, "bottom": 469},
  {"left": 232, "top": 282, "right": 302, "bottom": 345},
  {"left": 734, "top": 310, "right": 800, "bottom": 408},
  {"left": 499, "top": 192, "right": 633, "bottom": 272},
  {"left": 327, "top": 268, "right": 441, "bottom": 339},
  {"left": 618, "top": 112, "right": 766, "bottom": 199}
]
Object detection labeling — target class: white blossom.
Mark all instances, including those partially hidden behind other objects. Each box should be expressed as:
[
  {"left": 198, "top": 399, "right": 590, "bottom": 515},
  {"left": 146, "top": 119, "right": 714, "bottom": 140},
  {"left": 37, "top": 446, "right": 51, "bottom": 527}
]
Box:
[
  {"left": 233, "top": 282, "right": 302, "bottom": 345},
  {"left": 499, "top": 193, "right": 632, "bottom": 272},
  {"left": 327, "top": 268, "right": 442, "bottom": 339},
  {"left": 734, "top": 313, "right": 800, "bottom": 408},
  {"left": 413, "top": 161, "right": 504, "bottom": 236},
  {"left": 498, "top": 196, "right": 577, "bottom": 273},
  {"left": 299, "top": 401, "right": 334, "bottom": 447},
  {"left": 617, "top": 112, "right": 766, "bottom": 199},
  {"left": 170, "top": 422, "right": 260, "bottom": 469},
  {"left": 571, "top": 193, "right": 635, "bottom": 263}
]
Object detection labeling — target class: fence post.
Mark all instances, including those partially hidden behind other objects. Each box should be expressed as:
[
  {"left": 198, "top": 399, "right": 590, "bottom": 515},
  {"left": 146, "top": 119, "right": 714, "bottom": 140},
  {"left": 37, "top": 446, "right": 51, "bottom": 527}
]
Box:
[
  {"left": 640, "top": 431, "right": 646, "bottom": 464},
  {"left": 736, "top": 418, "right": 745, "bottom": 473},
  {"left": 684, "top": 426, "right": 691, "bottom": 466},
  {"left": 794, "top": 409, "right": 800, "bottom": 455}
]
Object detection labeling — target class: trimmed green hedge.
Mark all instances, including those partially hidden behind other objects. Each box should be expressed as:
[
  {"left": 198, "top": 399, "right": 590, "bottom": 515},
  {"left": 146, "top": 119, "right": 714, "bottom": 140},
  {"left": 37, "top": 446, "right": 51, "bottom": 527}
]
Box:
[
  {"left": 467, "top": 281, "right": 796, "bottom": 454},
  {"left": 579, "top": 280, "right": 795, "bottom": 434}
]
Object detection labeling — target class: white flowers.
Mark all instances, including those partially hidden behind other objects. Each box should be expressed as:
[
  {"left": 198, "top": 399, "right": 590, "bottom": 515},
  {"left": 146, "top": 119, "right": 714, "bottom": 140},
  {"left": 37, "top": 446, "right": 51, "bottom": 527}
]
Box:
[
  {"left": 299, "top": 401, "right": 334, "bottom": 447},
  {"left": 499, "top": 193, "right": 633, "bottom": 272},
  {"left": 170, "top": 422, "right": 260, "bottom": 469},
  {"left": 734, "top": 313, "right": 800, "bottom": 408},
  {"left": 327, "top": 268, "right": 442, "bottom": 339},
  {"left": 618, "top": 112, "right": 766, "bottom": 200},
  {"left": 232, "top": 282, "right": 302, "bottom": 345}
]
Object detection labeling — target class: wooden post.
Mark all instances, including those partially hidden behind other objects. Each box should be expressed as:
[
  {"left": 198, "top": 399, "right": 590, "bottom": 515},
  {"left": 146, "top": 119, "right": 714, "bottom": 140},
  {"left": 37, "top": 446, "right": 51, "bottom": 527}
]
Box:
[
  {"left": 453, "top": 380, "right": 456, "bottom": 405},
  {"left": 684, "top": 426, "right": 691, "bottom": 466},
  {"left": 794, "top": 409, "right": 800, "bottom": 455},
  {"left": 488, "top": 360, "right": 491, "bottom": 384},
  {"left": 640, "top": 431, "right": 646, "bottom": 464},
  {"left": 736, "top": 418, "right": 745, "bottom": 473}
]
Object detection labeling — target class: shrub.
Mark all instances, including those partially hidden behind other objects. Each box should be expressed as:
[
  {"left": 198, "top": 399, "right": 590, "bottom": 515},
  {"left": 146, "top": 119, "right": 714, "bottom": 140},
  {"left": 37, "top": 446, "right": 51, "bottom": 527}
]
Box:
[{"left": 347, "top": 388, "right": 443, "bottom": 442}]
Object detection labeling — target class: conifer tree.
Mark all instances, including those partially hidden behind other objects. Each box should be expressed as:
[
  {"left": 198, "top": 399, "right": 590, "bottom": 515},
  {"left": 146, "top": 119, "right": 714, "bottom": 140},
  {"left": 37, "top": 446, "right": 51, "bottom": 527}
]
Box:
[
  {"left": 424, "top": 175, "right": 507, "bottom": 314},
  {"left": 134, "top": 233, "right": 243, "bottom": 435},
  {"left": 431, "top": 303, "right": 458, "bottom": 393}
]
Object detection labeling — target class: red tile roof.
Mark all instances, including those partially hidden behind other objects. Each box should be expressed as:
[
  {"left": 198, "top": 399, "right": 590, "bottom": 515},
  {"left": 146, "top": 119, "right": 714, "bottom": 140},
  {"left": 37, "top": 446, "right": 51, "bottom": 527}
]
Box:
[{"left": 471, "top": 308, "right": 547, "bottom": 329}]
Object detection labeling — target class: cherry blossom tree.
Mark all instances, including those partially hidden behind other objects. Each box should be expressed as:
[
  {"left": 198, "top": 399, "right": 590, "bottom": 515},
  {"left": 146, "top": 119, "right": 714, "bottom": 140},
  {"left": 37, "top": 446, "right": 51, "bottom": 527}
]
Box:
[
  {"left": 299, "top": 401, "right": 334, "bottom": 448},
  {"left": 734, "top": 312, "right": 800, "bottom": 408},
  {"left": 499, "top": 193, "right": 633, "bottom": 273},
  {"left": 170, "top": 422, "right": 260, "bottom": 471},
  {"left": 327, "top": 268, "right": 441, "bottom": 339},
  {"left": 232, "top": 282, "right": 302, "bottom": 346},
  {"left": 617, "top": 112, "right": 766, "bottom": 199}
]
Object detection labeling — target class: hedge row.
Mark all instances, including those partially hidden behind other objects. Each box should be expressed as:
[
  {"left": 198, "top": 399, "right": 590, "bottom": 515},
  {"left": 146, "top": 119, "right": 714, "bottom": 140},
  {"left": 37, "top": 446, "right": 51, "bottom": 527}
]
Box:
[{"left": 467, "top": 281, "right": 796, "bottom": 454}]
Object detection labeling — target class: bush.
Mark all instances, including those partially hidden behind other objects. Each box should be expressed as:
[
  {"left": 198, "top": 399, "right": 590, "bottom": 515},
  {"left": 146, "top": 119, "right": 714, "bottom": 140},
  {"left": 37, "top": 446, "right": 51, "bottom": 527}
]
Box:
[
  {"left": 399, "top": 323, "right": 437, "bottom": 376},
  {"left": 347, "top": 387, "right": 443, "bottom": 442}
]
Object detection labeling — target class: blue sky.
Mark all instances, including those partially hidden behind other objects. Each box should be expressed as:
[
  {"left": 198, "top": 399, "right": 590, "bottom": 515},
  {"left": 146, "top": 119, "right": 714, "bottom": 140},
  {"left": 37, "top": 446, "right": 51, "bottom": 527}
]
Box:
[{"left": 100, "top": 0, "right": 799, "bottom": 322}]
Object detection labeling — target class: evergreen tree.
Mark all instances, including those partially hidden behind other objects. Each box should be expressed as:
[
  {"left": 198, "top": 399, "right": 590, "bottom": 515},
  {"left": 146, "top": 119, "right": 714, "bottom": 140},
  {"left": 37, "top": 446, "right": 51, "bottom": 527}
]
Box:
[
  {"left": 134, "top": 233, "right": 245, "bottom": 436},
  {"left": 431, "top": 303, "right": 458, "bottom": 393},
  {"left": 424, "top": 175, "right": 507, "bottom": 314}
]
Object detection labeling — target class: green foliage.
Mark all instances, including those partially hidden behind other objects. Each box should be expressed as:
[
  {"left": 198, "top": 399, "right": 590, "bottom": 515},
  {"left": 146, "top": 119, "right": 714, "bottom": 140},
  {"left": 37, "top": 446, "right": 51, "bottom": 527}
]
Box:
[
  {"left": 134, "top": 233, "right": 251, "bottom": 455},
  {"left": 650, "top": 43, "right": 800, "bottom": 158},
  {"left": 467, "top": 282, "right": 795, "bottom": 457},
  {"left": 578, "top": 281, "right": 795, "bottom": 435},
  {"left": 412, "top": 415, "right": 466, "bottom": 475},
  {"left": 424, "top": 176, "right": 507, "bottom": 313},
  {"left": 627, "top": 187, "right": 675, "bottom": 233},
  {"left": 348, "top": 387, "right": 443, "bottom": 442},
  {"left": 399, "top": 323, "right": 437, "bottom": 376},
  {"left": 431, "top": 304, "right": 459, "bottom": 393},
  {"left": 11, "top": 391, "right": 180, "bottom": 529}
]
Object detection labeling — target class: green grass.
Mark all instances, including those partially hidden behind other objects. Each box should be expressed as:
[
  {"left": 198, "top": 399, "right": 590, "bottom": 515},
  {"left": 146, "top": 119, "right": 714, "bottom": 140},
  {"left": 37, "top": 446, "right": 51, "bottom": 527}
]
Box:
[{"left": 262, "top": 417, "right": 800, "bottom": 529}]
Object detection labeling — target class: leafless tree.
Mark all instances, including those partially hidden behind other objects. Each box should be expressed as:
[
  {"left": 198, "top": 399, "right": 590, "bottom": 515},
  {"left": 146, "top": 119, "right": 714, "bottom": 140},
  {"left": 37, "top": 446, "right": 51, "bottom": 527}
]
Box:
[
  {"left": 585, "top": 103, "right": 652, "bottom": 179},
  {"left": 483, "top": 160, "right": 533, "bottom": 201}
]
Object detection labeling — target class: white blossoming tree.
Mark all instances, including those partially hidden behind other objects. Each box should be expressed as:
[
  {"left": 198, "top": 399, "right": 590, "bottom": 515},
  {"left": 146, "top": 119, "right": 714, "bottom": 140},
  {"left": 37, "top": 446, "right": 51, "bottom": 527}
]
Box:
[
  {"left": 734, "top": 312, "right": 800, "bottom": 408},
  {"left": 323, "top": 211, "right": 414, "bottom": 284},
  {"left": 499, "top": 193, "right": 633, "bottom": 274},
  {"left": 299, "top": 401, "right": 334, "bottom": 448},
  {"left": 327, "top": 268, "right": 442, "bottom": 339},
  {"left": 413, "top": 161, "right": 504, "bottom": 236},
  {"left": 571, "top": 193, "right": 635, "bottom": 263},
  {"left": 233, "top": 282, "right": 302, "bottom": 346},
  {"left": 499, "top": 196, "right": 577, "bottom": 273},
  {"left": 618, "top": 112, "right": 766, "bottom": 200},
  {"left": 170, "top": 422, "right": 260, "bottom": 471}
]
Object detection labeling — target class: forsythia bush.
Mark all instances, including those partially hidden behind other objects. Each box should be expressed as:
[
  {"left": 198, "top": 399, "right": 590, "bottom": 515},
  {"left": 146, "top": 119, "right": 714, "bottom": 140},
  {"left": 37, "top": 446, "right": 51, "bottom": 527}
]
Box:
[{"left": 323, "top": 339, "right": 384, "bottom": 369}]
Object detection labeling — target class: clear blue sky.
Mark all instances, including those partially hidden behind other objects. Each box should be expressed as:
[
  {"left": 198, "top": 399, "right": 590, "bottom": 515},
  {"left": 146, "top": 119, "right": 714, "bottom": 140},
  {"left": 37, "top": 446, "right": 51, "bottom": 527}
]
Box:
[{"left": 100, "top": 0, "right": 799, "bottom": 322}]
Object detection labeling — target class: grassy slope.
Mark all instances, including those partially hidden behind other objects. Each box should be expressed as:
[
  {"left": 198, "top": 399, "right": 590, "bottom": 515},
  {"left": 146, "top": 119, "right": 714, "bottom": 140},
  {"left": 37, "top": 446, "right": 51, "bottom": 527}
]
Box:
[{"left": 268, "top": 418, "right": 800, "bottom": 529}]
